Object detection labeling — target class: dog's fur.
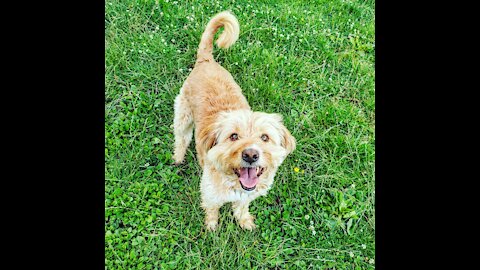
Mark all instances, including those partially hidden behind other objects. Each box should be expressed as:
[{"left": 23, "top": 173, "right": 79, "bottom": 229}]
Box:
[{"left": 173, "top": 11, "right": 296, "bottom": 231}]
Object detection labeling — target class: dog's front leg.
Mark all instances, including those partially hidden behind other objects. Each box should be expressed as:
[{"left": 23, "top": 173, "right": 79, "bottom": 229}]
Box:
[
  {"left": 202, "top": 203, "right": 221, "bottom": 231},
  {"left": 232, "top": 200, "right": 256, "bottom": 230},
  {"left": 200, "top": 171, "right": 223, "bottom": 231}
]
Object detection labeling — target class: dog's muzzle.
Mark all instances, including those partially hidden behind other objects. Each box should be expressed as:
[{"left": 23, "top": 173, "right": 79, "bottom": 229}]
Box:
[{"left": 233, "top": 166, "right": 265, "bottom": 191}]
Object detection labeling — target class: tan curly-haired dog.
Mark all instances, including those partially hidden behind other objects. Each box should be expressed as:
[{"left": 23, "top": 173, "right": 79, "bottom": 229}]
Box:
[{"left": 173, "top": 11, "right": 296, "bottom": 231}]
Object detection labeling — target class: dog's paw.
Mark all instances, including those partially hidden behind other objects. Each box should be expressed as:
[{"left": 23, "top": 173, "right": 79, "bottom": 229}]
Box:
[
  {"left": 205, "top": 220, "right": 218, "bottom": 231},
  {"left": 239, "top": 217, "right": 256, "bottom": 231},
  {"left": 171, "top": 159, "right": 184, "bottom": 166},
  {"left": 172, "top": 160, "right": 189, "bottom": 173},
  {"left": 172, "top": 152, "right": 187, "bottom": 166}
]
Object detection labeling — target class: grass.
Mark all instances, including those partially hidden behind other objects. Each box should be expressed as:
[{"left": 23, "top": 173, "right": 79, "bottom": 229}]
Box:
[{"left": 105, "top": 0, "right": 375, "bottom": 269}]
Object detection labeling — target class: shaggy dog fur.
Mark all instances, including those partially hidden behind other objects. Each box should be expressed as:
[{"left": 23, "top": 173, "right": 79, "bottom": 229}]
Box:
[{"left": 173, "top": 11, "right": 296, "bottom": 231}]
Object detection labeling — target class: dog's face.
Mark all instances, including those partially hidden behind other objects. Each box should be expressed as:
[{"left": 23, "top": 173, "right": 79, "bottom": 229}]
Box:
[{"left": 205, "top": 110, "right": 296, "bottom": 191}]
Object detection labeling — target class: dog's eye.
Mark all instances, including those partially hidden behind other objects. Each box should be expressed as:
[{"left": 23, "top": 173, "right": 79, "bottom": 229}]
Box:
[
  {"left": 230, "top": 133, "right": 239, "bottom": 141},
  {"left": 261, "top": 134, "right": 269, "bottom": 142}
]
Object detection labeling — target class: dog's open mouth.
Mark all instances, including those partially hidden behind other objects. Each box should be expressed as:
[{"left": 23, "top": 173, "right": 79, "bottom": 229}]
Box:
[{"left": 233, "top": 167, "right": 265, "bottom": 191}]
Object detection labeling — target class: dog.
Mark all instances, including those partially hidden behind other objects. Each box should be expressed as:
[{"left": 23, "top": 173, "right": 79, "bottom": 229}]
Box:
[{"left": 173, "top": 11, "right": 296, "bottom": 231}]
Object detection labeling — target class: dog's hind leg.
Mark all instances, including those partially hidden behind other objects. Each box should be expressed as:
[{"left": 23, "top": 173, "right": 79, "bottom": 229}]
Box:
[{"left": 173, "top": 92, "right": 193, "bottom": 164}]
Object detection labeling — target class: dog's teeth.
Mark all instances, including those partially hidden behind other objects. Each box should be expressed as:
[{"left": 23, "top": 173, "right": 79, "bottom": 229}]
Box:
[
  {"left": 257, "top": 167, "right": 264, "bottom": 177},
  {"left": 256, "top": 167, "right": 263, "bottom": 177}
]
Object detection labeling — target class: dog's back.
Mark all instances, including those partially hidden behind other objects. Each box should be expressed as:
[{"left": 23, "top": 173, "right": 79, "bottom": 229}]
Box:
[
  {"left": 183, "top": 11, "right": 250, "bottom": 154},
  {"left": 174, "top": 11, "right": 249, "bottom": 166}
]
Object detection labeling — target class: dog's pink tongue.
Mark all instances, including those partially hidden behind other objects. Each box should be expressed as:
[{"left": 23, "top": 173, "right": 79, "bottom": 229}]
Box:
[{"left": 239, "top": 167, "right": 258, "bottom": 188}]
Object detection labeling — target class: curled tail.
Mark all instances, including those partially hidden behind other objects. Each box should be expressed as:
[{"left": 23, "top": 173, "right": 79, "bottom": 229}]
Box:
[{"left": 196, "top": 11, "right": 240, "bottom": 64}]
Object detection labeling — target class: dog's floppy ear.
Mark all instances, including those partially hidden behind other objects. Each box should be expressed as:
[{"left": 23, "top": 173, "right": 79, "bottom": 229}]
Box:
[
  {"left": 197, "top": 121, "right": 219, "bottom": 152},
  {"left": 280, "top": 124, "right": 296, "bottom": 154},
  {"left": 272, "top": 113, "right": 296, "bottom": 154}
]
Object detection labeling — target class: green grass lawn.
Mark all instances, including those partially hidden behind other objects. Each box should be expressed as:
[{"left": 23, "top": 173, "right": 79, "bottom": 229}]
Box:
[{"left": 105, "top": 0, "right": 375, "bottom": 269}]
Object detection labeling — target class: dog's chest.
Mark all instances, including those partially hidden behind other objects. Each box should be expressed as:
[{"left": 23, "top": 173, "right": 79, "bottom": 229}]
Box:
[
  {"left": 223, "top": 186, "right": 271, "bottom": 203},
  {"left": 224, "top": 189, "right": 256, "bottom": 202}
]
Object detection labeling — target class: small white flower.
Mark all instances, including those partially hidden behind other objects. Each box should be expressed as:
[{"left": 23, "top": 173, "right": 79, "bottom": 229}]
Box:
[
  {"left": 312, "top": 230, "right": 316, "bottom": 236},
  {"left": 349, "top": 251, "right": 354, "bottom": 258},
  {"left": 361, "top": 244, "right": 366, "bottom": 249},
  {"left": 369, "top": 258, "right": 375, "bottom": 264},
  {"left": 304, "top": 215, "right": 310, "bottom": 220}
]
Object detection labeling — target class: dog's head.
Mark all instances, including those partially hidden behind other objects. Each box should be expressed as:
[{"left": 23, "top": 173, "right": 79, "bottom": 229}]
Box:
[{"left": 203, "top": 110, "right": 296, "bottom": 191}]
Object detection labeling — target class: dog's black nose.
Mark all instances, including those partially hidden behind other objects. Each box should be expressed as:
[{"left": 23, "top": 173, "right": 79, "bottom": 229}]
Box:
[{"left": 242, "top": 149, "right": 259, "bottom": 164}]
